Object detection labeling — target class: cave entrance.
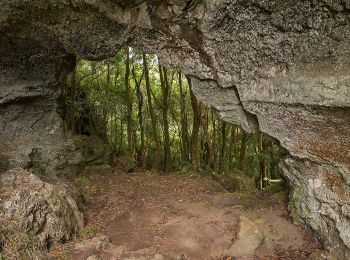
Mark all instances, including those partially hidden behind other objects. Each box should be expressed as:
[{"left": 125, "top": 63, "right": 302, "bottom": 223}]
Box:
[
  {"left": 60, "top": 47, "right": 286, "bottom": 191},
  {"left": 53, "top": 47, "right": 320, "bottom": 259}
]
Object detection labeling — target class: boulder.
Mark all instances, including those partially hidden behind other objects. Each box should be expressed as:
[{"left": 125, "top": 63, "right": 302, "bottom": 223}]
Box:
[{"left": 0, "top": 168, "right": 84, "bottom": 254}]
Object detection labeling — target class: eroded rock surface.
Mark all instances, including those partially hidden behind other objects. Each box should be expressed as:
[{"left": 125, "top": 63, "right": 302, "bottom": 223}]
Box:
[
  {"left": 0, "top": 0, "right": 349, "bottom": 257},
  {"left": 0, "top": 168, "right": 84, "bottom": 250}
]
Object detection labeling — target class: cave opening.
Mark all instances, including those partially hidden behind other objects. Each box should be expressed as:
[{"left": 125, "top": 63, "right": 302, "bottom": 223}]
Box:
[
  {"left": 1, "top": 1, "right": 350, "bottom": 259},
  {"left": 21, "top": 47, "right": 326, "bottom": 259},
  {"left": 59, "top": 46, "right": 287, "bottom": 192}
]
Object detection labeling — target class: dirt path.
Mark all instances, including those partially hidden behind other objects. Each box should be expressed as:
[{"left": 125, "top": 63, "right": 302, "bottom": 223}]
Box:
[{"left": 53, "top": 167, "right": 319, "bottom": 260}]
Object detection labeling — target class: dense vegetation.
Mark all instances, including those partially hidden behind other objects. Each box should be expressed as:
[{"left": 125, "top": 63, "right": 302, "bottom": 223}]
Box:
[{"left": 60, "top": 47, "right": 285, "bottom": 190}]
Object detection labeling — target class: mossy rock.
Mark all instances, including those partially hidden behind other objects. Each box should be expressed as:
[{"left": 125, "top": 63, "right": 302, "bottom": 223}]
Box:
[
  {"left": 89, "top": 164, "right": 112, "bottom": 174},
  {"left": 206, "top": 180, "right": 228, "bottom": 194},
  {"left": 264, "top": 180, "right": 288, "bottom": 193},
  {"left": 72, "top": 135, "right": 113, "bottom": 166},
  {"left": 308, "top": 250, "right": 337, "bottom": 260},
  {"left": 71, "top": 135, "right": 85, "bottom": 148},
  {"left": 212, "top": 169, "right": 255, "bottom": 192}
]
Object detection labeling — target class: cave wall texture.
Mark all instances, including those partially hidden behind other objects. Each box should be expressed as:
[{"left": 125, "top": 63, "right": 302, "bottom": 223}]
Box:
[{"left": 0, "top": 0, "right": 349, "bottom": 258}]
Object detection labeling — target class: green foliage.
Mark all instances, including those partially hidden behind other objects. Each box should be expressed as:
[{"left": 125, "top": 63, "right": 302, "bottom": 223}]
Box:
[
  {"left": 63, "top": 47, "right": 285, "bottom": 191},
  {"left": 75, "top": 177, "right": 90, "bottom": 187},
  {"left": 82, "top": 224, "right": 101, "bottom": 238},
  {"left": 212, "top": 169, "right": 255, "bottom": 192}
]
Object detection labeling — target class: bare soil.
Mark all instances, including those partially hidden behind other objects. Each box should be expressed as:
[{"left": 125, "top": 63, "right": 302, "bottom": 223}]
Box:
[{"left": 52, "top": 166, "right": 319, "bottom": 260}]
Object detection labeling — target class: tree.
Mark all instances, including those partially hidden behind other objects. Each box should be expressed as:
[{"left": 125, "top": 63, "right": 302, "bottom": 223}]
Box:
[
  {"left": 159, "top": 64, "right": 172, "bottom": 172},
  {"left": 258, "top": 133, "right": 268, "bottom": 189},
  {"left": 219, "top": 121, "right": 227, "bottom": 173},
  {"left": 124, "top": 47, "right": 136, "bottom": 162},
  {"left": 188, "top": 76, "right": 201, "bottom": 171},
  {"left": 70, "top": 47, "right": 285, "bottom": 190},
  {"left": 239, "top": 129, "right": 248, "bottom": 171},
  {"left": 202, "top": 107, "right": 214, "bottom": 168},
  {"left": 132, "top": 60, "right": 145, "bottom": 166},
  {"left": 178, "top": 71, "right": 190, "bottom": 162},
  {"left": 228, "top": 125, "right": 237, "bottom": 170}
]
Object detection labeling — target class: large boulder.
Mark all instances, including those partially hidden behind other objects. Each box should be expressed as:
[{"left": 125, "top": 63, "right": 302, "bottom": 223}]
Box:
[{"left": 0, "top": 168, "right": 84, "bottom": 256}]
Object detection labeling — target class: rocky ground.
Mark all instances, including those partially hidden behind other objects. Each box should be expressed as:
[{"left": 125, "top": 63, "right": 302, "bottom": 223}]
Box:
[{"left": 51, "top": 165, "right": 321, "bottom": 260}]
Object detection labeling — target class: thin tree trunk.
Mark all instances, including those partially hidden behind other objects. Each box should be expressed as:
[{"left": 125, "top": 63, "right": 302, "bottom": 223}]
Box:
[
  {"left": 124, "top": 47, "right": 135, "bottom": 162},
  {"left": 143, "top": 53, "right": 160, "bottom": 146},
  {"left": 119, "top": 120, "right": 124, "bottom": 155},
  {"left": 143, "top": 53, "right": 162, "bottom": 169},
  {"left": 201, "top": 108, "right": 213, "bottom": 168},
  {"left": 258, "top": 133, "right": 268, "bottom": 189},
  {"left": 179, "top": 71, "right": 189, "bottom": 162},
  {"left": 211, "top": 110, "right": 218, "bottom": 171},
  {"left": 238, "top": 129, "right": 248, "bottom": 171},
  {"left": 219, "top": 121, "right": 227, "bottom": 173},
  {"left": 132, "top": 65, "right": 145, "bottom": 167},
  {"left": 159, "top": 64, "right": 172, "bottom": 172},
  {"left": 213, "top": 113, "right": 221, "bottom": 172},
  {"left": 228, "top": 125, "right": 237, "bottom": 170},
  {"left": 188, "top": 76, "right": 201, "bottom": 171}
]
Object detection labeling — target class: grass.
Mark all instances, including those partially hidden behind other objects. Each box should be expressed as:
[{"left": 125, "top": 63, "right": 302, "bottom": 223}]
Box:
[
  {"left": 0, "top": 221, "right": 47, "bottom": 259},
  {"left": 75, "top": 177, "right": 90, "bottom": 187},
  {"left": 82, "top": 224, "right": 101, "bottom": 239}
]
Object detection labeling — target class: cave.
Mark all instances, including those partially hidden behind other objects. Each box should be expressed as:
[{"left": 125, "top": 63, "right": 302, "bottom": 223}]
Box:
[{"left": 0, "top": 0, "right": 349, "bottom": 259}]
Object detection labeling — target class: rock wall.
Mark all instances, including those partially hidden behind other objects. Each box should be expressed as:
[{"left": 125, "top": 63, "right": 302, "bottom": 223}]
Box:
[{"left": 0, "top": 0, "right": 349, "bottom": 257}]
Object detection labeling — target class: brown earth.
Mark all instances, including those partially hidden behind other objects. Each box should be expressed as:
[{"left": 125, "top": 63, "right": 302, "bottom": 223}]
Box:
[{"left": 51, "top": 165, "right": 319, "bottom": 260}]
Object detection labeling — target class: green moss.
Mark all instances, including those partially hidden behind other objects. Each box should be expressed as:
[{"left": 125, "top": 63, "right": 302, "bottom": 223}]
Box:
[
  {"left": 212, "top": 169, "right": 255, "bottom": 193},
  {"left": 82, "top": 224, "right": 101, "bottom": 238},
  {"left": 71, "top": 135, "right": 84, "bottom": 148},
  {"left": 264, "top": 180, "right": 288, "bottom": 193},
  {"left": 75, "top": 177, "right": 90, "bottom": 187},
  {"left": 205, "top": 180, "right": 227, "bottom": 194}
]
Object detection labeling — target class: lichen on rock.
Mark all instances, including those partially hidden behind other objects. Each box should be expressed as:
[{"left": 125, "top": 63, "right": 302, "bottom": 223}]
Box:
[{"left": 0, "top": 168, "right": 84, "bottom": 252}]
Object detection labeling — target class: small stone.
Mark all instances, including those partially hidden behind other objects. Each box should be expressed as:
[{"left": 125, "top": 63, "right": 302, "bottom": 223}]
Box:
[
  {"left": 308, "top": 250, "right": 337, "bottom": 260},
  {"left": 176, "top": 254, "right": 186, "bottom": 260},
  {"left": 86, "top": 255, "right": 100, "bottom": 260},
  {"left": 255, "top": 219, "right": 266, "bottom": 224},
  {"left": 255, "top": 237, "right": 274, "bottom": 256},
  {"left": 153, "top": 253, "right": 172, "bottom": 260},
  {"left": 153, "top": 235, "right": 161, "bottom": 242},
  {"left": 95, "top": 240, "right": 110, "bottom": 251},
  {"left": 110, "top": 245, "right": 127, "bottom": 257},
  {"left": 98, "top": 235, "right": 110, "bottom": 243}
]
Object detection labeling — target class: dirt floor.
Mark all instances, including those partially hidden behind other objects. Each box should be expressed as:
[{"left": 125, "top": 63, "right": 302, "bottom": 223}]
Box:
[{"left": 52, "top": 165, "right": 320, "bottom": 260}]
